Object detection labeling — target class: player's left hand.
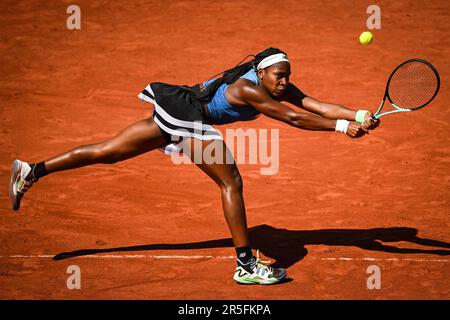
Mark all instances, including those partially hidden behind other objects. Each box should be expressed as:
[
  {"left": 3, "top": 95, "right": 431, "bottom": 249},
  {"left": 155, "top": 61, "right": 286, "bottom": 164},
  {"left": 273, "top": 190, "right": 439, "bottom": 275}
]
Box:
[{"left": 362, "top": 111, "right": 380, "bottom": 130}]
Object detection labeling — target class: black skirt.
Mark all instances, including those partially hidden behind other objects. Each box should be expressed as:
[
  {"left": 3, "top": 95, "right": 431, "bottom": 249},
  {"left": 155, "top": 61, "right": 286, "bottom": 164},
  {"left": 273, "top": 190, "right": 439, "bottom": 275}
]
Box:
[{"left": 138, "top": 82, "right": 223, "bottom": 154}]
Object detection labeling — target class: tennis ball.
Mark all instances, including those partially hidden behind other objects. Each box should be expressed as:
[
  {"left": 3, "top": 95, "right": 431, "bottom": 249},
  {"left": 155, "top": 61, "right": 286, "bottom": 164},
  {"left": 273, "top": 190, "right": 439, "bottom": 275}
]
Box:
[{"left": 359, "top": 31, "right": 374, "bottom": 45}]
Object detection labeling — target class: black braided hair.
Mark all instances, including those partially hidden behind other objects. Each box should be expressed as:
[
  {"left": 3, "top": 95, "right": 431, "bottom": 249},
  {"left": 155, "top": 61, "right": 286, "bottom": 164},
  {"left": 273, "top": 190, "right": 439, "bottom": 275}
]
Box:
[{"left": 193, "top": 47, "right": 287, "bottom": 103}]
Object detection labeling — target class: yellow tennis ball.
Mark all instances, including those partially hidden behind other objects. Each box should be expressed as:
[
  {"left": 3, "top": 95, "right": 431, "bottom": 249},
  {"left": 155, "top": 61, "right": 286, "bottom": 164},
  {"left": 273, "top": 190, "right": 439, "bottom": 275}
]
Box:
[{"left": 359, "top": 31, "right": 374, "bottom": 45}]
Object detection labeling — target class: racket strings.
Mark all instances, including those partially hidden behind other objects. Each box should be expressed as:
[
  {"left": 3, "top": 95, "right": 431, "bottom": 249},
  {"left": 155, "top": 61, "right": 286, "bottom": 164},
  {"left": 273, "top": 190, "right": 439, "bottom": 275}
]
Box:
[{"left": 388, "top": 61, "right": 438, "bottom": 109}]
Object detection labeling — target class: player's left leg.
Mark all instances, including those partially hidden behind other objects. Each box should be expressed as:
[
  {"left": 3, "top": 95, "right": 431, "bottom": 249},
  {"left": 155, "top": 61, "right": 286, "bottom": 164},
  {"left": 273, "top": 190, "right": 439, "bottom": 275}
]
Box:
[
  {"left": 182, "top": 137, "right": 287, "bottom": 285},
  {"left": 9, "top": 116, "right": 168, "bottom": 210}
]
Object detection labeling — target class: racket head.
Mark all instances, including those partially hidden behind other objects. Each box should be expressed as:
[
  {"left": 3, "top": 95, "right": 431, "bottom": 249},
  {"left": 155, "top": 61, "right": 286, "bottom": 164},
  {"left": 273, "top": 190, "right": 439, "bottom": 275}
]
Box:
[{"left": 385, "top": 58, "right": 440, "bottom": 111}]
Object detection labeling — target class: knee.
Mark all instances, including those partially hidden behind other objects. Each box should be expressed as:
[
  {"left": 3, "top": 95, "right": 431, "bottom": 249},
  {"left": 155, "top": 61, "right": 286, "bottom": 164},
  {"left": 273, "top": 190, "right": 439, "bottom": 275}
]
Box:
[
  {"left": 220, "top": 169, "right": 243, "bottom": 193},
  {"left": 97, "top": 145, "right": 121, "bottom": 164}
]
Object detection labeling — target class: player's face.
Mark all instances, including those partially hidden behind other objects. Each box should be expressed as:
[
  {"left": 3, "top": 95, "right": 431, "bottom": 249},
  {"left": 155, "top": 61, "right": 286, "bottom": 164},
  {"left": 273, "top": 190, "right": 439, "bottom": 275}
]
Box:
[{"left": 258, "top": 62, "right": 291, "bottom": 98}]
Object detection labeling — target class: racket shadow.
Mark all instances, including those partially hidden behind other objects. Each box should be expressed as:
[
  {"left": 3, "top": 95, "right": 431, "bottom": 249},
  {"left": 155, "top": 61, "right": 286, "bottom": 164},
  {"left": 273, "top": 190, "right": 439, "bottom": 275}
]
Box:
[{"left": 53, "top": 224, "right": 450, "bottom": 269}]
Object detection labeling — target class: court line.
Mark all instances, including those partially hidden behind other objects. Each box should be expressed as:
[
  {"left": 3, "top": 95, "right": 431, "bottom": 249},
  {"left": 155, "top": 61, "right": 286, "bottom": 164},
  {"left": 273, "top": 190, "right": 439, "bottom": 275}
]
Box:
[{"left": 0, "top": 255, "right": 448, "bottom": 262}]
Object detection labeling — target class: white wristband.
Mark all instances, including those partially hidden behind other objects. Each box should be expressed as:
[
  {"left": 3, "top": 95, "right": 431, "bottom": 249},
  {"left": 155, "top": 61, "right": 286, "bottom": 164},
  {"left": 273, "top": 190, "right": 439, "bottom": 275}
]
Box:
[{"left": 335, "top": 119, "right": 350, "bottom": 134}]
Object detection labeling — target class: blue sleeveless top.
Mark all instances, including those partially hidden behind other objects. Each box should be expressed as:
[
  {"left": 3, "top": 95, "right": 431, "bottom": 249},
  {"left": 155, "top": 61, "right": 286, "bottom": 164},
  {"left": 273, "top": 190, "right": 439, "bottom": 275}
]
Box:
[{"left": 203, "top": 69, "right": 261, "bottom": 125}]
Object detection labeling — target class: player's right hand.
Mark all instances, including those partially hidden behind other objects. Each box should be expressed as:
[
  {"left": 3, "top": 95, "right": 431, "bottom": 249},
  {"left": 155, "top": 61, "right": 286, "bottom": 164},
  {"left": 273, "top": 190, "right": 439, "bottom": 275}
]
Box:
[
  {"left": 361, "top": 111, "right": 380, "bottom": 130},
  {"left": 346, "top": 121, "right": 368, "bottom": 138}
]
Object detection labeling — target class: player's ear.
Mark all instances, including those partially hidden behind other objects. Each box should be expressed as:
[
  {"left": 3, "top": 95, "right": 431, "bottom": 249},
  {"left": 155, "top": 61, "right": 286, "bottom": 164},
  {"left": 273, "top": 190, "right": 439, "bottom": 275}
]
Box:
[{"left": 257, "top": 69, "right": 264, "bottom": 80}]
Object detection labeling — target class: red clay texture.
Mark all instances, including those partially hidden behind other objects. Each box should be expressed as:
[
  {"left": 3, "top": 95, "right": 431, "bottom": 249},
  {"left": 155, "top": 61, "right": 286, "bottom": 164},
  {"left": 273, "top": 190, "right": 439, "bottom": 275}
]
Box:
[{"left": 0, "top": 0, "right": 449, "bottom": 299}]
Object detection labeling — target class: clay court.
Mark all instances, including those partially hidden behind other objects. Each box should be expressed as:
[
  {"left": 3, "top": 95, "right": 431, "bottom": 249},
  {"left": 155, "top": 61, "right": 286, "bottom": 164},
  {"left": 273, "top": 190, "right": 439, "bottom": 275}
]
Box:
[{"left": 1, "top": 0, "right": 449, "bottom": 299}]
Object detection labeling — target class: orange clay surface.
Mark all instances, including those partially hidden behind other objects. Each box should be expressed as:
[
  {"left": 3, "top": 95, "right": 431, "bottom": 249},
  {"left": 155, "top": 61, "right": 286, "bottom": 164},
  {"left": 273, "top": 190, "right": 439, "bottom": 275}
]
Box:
[{"left": 0, "top": 0, "right": 449, "bottom": 299}]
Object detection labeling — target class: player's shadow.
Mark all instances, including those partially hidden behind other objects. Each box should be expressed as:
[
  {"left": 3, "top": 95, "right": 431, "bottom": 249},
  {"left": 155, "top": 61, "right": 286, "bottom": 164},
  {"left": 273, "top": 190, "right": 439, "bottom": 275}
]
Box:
[{"left": 53, "top": 224, "right": 450, "bottom": 268}]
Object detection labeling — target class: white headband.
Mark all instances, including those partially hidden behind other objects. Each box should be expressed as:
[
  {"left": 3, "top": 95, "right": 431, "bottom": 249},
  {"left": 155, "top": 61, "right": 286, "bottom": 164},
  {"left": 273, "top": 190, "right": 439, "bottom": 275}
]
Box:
[{"left": 256, "top": 53, "right": 289, "bottom": 70}]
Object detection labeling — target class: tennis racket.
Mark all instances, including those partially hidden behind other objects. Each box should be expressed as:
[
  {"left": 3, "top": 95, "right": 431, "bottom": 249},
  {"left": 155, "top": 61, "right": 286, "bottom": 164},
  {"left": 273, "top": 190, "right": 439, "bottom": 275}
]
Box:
[{"left": 372, "top": 58, "right": 440, "bottom": 120}]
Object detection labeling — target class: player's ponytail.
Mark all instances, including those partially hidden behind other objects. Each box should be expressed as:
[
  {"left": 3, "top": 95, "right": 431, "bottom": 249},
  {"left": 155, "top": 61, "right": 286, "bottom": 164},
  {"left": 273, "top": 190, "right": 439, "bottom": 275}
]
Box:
[{"left": 192, "top": 47, "right": 287, "bottom": 103}]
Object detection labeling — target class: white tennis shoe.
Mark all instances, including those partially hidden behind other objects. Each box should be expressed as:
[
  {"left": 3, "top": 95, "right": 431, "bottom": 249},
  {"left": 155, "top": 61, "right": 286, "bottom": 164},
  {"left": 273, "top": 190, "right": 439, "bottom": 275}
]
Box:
[
  {"left": 233, "top": 250, "right": 287, "bottom": 285},
  {"left": 9, "top": 160, "right": 34, "bottom": 211}
]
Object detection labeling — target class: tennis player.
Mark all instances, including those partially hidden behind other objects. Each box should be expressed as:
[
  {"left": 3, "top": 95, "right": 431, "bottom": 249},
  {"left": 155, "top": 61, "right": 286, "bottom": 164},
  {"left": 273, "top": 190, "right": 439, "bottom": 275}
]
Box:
[{"left": 9, "top": 47, "right": 379, "bottom": 285}]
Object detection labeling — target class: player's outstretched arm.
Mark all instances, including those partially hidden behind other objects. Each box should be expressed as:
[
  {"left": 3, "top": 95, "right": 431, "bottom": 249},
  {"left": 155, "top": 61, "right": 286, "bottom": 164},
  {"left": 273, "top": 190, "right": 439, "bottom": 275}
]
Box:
[
  {"left": 281, "top": 83, "right": 379, "bottom": 130},
  {"left": 239, "top": 83, "right": 367, "bottom": 138}
]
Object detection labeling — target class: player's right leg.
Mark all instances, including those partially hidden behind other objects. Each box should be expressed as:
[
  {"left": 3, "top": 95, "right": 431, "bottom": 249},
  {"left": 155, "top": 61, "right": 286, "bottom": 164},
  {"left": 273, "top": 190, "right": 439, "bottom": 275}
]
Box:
[{"left": 9, "top": 116, "right": 169, "bottom": 211}]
